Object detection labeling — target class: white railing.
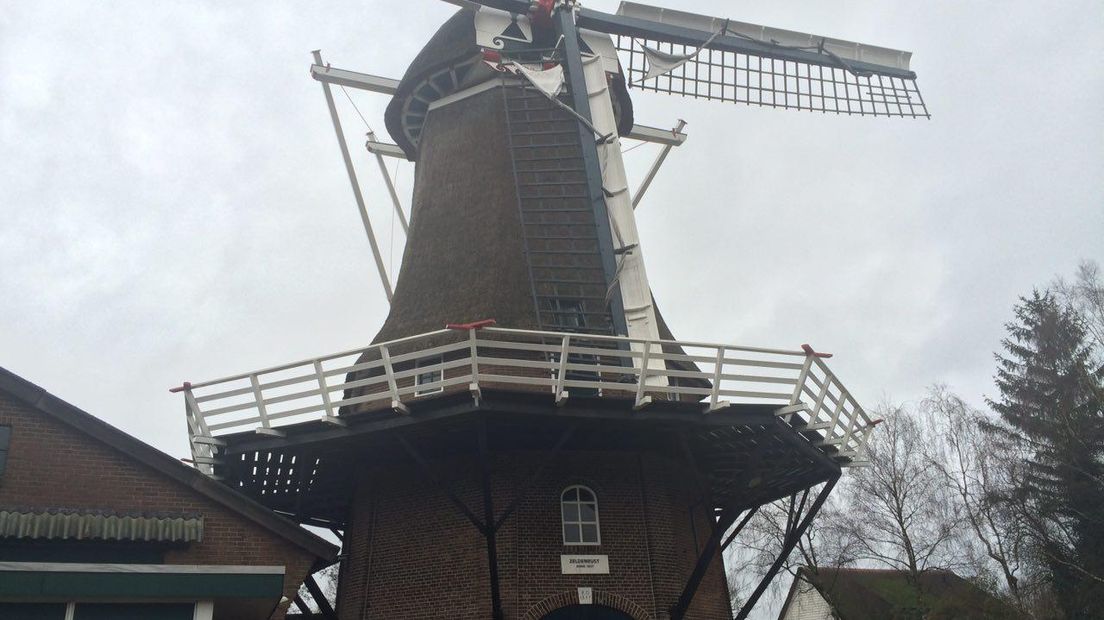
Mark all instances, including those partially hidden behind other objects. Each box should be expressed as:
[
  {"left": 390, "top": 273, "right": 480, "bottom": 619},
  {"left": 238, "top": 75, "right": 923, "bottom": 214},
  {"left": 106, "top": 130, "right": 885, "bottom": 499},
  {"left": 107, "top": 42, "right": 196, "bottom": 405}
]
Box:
[{"left": 175, "top": 325, "right": 877, "bottom": 475}]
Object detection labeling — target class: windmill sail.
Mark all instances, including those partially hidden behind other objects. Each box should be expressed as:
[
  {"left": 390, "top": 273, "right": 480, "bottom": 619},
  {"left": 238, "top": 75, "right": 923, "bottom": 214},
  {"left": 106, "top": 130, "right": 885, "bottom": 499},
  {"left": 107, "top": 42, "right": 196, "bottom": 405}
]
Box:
[
  {"left": 637, "top": 29, "right": 723, "bottom": 81},
  {"left": 581, "top": 1, "right": 928, "bottom": 118},
  {"left": 510, "top": 61, "right": 565, "bottom": 98}
]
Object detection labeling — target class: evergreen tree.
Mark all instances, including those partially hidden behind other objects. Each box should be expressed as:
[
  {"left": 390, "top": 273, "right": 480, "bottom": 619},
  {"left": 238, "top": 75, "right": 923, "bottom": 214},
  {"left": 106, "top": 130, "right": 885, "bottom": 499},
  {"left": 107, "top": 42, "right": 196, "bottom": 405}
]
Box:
[{"left": 988, "top": 291, "right": 1104, "bottom": 618}]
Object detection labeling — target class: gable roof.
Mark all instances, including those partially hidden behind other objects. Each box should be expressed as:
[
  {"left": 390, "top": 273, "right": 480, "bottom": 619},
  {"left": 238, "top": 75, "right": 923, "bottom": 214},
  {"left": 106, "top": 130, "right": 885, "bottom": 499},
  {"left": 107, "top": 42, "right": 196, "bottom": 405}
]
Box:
[
  {"left": 779, "top": 566, "right": 1021, "bottom": 620},
  {"left": 0, "top": 366, "right": 337, "bottom": 562}
]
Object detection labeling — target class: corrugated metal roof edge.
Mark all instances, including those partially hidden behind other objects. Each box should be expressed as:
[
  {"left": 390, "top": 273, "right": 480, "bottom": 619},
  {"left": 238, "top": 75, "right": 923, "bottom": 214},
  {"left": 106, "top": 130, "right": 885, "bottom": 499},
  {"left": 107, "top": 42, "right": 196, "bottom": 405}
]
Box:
[
  {"left": 0, "top": 366, "right": 338, "bottom": 562},
  {"left": 0, "top": 509, "right": 204, "bottom": 543}
]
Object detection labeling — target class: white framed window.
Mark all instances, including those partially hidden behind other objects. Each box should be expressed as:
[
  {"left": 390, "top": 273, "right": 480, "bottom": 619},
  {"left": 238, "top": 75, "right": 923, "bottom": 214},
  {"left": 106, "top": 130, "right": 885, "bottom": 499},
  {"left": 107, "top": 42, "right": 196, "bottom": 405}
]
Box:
[
  {"left": 415, "top": 355, "right": 443, "bottom": 396},
  {"left": 561, "top": 485, "right": 600, "bottom": 545}
]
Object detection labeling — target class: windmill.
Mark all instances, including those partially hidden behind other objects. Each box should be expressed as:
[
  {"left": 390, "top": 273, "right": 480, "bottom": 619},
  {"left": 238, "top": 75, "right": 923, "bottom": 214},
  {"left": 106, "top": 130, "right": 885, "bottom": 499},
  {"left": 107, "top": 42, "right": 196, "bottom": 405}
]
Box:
[{"left": 175, "top": 2, "right": 925, "bottom": 618}]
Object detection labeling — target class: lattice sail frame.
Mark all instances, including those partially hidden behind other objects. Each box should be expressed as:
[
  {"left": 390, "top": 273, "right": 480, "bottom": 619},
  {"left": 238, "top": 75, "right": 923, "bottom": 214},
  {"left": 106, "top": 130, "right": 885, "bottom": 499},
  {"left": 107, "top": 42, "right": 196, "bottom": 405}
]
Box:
[{"left": 614, "top": 35, "right": 929, "bottom": 118}]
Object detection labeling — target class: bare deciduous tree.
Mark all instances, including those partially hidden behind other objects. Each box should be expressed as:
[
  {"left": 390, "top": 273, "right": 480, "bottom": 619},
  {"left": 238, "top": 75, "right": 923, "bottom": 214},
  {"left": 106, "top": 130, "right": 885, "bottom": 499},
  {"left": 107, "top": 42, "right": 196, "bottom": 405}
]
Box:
[
  {"left": 1053, "top": 259, "right": 1104, "bottom": 353},
  {"left": 840, "top": 401, "right": 962, "bottom": 582},
  {"left": 724, "top": 262, "right": 1104, "bottom": 619},
  {"left": 922, "top": 386, "right": 1029, "bottom": 610},
  {"left": 724, "top": 486, "right": 857, "bottom": 614},
  {"left": 726, "top": 400, "right": 965, "bottom": 616}
]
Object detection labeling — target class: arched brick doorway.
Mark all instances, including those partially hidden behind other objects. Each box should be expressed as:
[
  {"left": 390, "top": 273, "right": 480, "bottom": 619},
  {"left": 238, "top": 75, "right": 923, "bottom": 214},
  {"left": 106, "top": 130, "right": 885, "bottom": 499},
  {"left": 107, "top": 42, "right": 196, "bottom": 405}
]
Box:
[
  {"left": 522, "top": 590, "right": 651, "bottom": 620},
  {"left": 542, "top": 604, "right": 634, "bottom": 620}
]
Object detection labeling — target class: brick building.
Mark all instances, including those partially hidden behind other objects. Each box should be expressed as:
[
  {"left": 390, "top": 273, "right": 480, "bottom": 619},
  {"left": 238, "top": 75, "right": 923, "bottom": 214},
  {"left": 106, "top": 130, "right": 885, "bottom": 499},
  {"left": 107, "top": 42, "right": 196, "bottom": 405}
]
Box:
[
  {"left": 0, "top": 367, "right": 337, "bottom": 619},
  {"left": 338, "top": 442, "right": 732, "bottom": 619}
]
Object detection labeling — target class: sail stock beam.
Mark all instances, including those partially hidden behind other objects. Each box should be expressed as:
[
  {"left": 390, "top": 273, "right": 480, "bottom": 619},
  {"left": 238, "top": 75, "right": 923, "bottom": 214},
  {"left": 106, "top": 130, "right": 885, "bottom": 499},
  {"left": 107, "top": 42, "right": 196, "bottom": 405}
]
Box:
[
  {"left": 554, "top": 5, "right": 630, "bottom": 338},
  {"left": 579, "top": 4, "right": 916, "bottom": 79}
]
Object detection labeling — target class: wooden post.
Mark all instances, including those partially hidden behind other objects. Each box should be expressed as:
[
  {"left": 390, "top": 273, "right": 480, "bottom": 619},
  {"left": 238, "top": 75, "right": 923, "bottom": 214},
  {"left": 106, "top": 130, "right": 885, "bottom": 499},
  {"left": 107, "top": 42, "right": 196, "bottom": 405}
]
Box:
[
  {"left": 379, "top": 345, "right": 408, "bottom": 414},
  {"left": 478, "top": 422, "right": 504, "bottom": 620}
]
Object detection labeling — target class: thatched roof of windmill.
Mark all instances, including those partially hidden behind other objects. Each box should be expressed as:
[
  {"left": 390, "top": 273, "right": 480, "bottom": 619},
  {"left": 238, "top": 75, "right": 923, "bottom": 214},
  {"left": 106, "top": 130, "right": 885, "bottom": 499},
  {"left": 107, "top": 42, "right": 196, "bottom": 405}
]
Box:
[
  {"left": 375, "top": 86, "right": 535, "bottom": 345},
  {"left": 371, "top": 83, "right": 674, "bottom": 348}
]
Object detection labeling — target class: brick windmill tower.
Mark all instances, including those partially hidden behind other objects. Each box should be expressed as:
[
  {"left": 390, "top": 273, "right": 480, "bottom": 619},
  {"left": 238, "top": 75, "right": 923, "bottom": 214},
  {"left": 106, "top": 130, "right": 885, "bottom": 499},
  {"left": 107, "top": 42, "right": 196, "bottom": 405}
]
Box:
[{"left": 176, "top": 2, "right": 926, "bottom": 618}]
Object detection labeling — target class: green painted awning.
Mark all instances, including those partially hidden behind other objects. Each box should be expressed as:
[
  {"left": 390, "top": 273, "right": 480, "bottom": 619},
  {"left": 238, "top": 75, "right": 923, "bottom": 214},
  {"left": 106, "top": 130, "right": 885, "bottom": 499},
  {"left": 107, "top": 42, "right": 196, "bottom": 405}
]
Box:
[
  {"left": 0, "top": 510, "right": 202, "bottom": 543},
  {"left": 0, "top": 562, "right": 285, "bottom": 600}
]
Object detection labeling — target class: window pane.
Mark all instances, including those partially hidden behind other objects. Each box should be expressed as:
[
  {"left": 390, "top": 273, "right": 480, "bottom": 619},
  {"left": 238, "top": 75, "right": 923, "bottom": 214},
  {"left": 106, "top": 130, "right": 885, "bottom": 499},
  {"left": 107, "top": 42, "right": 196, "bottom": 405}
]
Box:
[
  {"left": 562, "top": 502, "right": 579, "bottom": 522},
  {"left": 577, "top": 487, "right": 594, "bottom": 503},
  {"left": 415, "top": 357, "right": 443, "bottom": 395},
  {"left": 564, "top": 523, "right": 581, "bottom": 543},
  {"left": 563, "top": 488, "right": 578, "bottom": 502},
  {"left": 581, "top": 524, "right": 598, "bottom": 543},
  {"left": 579, "top": 503, "right": 596, "bottom": 522}
]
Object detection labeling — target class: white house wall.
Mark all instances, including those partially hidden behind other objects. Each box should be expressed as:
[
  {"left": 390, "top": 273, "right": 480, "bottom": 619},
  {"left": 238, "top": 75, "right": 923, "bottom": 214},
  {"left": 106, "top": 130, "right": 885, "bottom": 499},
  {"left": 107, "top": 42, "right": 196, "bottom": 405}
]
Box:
[{"left": 781, "top": 577, "right": 835, "bottom": 620}]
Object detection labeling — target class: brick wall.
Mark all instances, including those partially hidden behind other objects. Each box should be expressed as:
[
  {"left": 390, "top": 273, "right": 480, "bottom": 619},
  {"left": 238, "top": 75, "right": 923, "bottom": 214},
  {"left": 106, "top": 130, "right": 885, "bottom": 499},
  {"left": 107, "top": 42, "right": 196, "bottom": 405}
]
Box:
[
  {"left": 0, "top": 390, "right": 319, "bottom": 619},
  {"left": 339, "top": 448, "right": 731, "bottom": 620}
]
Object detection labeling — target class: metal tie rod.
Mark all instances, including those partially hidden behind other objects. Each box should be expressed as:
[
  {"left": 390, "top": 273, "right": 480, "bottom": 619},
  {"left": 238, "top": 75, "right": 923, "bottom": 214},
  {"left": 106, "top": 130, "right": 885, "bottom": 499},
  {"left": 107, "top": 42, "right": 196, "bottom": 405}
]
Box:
[
  {"left": 367, "top": 130, "right": 409, "bottom": 234},
  {"left": 312, "top": 50, "right": 393, "bottom": 302}
]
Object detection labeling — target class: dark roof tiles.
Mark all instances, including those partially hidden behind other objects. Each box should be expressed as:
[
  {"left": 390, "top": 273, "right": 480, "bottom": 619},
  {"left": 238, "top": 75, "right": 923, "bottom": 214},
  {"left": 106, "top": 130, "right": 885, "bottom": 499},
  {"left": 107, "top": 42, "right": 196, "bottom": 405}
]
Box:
[{"left": 784, "top": 566, "right": 1023, "bottom": 620}]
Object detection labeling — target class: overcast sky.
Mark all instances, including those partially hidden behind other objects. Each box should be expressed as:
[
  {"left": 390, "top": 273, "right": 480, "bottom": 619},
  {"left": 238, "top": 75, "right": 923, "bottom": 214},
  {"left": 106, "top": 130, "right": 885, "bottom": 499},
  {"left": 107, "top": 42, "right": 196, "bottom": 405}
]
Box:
[{"left": 1, "top": 0, "right": 1101, "bottom": 615}]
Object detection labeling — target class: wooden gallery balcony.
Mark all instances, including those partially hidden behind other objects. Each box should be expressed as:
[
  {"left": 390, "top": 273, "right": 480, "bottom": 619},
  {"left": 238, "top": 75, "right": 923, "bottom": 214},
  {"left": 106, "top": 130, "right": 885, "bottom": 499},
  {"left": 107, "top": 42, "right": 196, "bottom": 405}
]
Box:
[{"left": 174, "top": 324, "right": 877, "bottom": 527}]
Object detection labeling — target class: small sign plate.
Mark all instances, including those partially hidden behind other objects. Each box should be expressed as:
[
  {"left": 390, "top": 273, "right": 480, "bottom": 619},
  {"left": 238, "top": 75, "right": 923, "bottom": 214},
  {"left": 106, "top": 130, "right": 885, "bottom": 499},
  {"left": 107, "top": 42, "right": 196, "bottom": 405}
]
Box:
[
  {"left": 578, "top": 587, "right": 593, "bottom": 605},
  {"left": 561, "top": 554, "right": 610, "bottom": 575}
]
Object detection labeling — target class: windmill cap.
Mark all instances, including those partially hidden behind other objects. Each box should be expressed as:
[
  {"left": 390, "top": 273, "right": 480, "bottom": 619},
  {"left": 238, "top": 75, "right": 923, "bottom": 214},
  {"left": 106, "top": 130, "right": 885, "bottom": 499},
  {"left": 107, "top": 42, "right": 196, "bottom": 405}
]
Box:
[{"left": 385, "top": 8, "right": 634, "bottom": 160}]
